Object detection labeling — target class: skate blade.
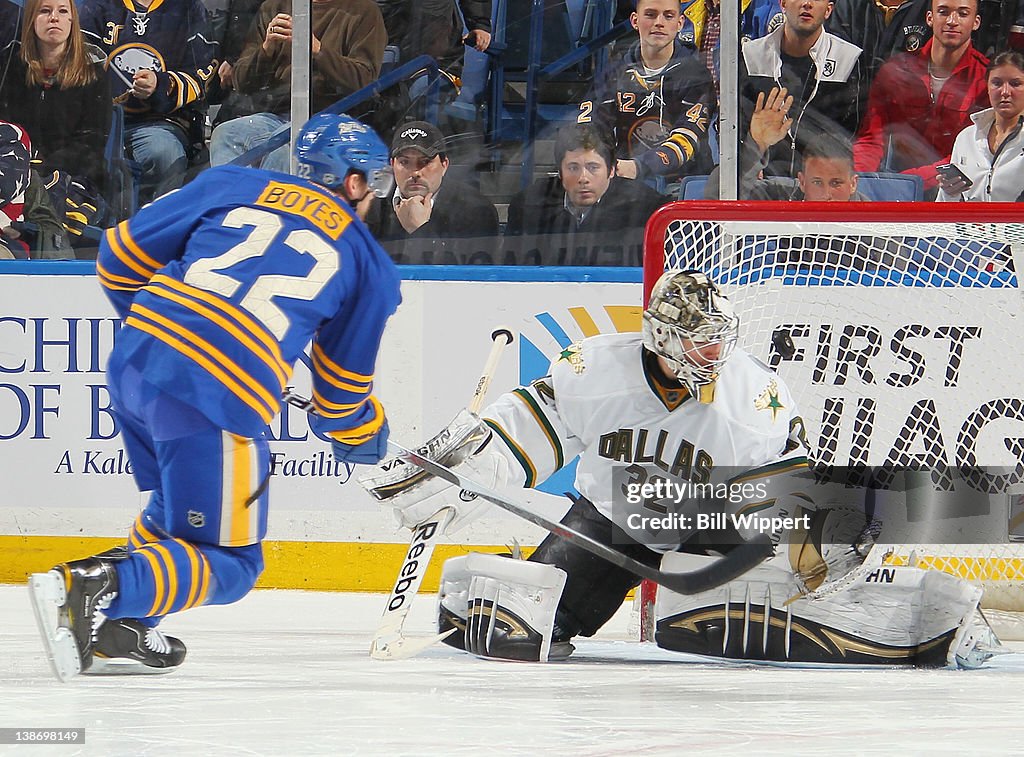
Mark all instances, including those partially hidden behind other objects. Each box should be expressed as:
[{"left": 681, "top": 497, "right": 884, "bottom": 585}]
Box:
[
  {"left": 28, "top": 571, "right": 82, "bottom": 683},
  {"left": 86, "top": 656, "right": 180, "bottom": 676},
  {"left": 369, "top": 628, "right": 457, "bottom": 660}
]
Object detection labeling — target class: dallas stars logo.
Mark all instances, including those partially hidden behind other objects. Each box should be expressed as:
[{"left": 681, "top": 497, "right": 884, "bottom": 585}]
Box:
[
  {"left": 754, "top": 379, "right": 784, "bottom": 421},
  {"left": 557, "top": 342, "right": 586, "bottom": 374}
]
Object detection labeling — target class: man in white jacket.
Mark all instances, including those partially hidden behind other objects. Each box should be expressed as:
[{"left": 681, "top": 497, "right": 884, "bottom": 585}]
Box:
[{"left": 739, "top": 0, "right": 863, "bottom": 179}]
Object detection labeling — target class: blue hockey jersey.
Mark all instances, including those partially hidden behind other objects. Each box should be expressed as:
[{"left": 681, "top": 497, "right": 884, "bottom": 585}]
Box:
[
  {"left": 577, "top": 40, "right": 715, "bottom": 180},
  {"left": 79, "top": 0, "right": 217, "bottom": 122},
  {"left": 97, "top": 165, "right": 402, "bottom": 441}
]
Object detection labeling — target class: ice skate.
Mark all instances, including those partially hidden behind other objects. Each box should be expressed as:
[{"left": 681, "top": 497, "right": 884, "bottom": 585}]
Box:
[
  {"left": 952, "top": 609, "right": 1008, "bottom": 670},
  {"left": 88, "top": 618, "right": 187, "bottom": 675},
  {"left": 28, "top": 557, "right": 119, "bottom": 682}
]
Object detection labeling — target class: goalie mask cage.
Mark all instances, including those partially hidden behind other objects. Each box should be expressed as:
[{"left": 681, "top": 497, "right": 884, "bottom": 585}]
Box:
[{"left": 637, "top": 201, "right": 1024, "bottom": 642}]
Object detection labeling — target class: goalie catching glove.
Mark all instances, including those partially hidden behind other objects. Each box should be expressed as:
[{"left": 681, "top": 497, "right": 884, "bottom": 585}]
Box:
[{"left": 358, "top": 410, "right": 514, "bottom": 532}]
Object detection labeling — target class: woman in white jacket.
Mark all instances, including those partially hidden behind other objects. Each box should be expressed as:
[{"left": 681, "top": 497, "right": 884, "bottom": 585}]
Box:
[{"left": 937, "top": 50, "right": 1024, "bottom": 202}]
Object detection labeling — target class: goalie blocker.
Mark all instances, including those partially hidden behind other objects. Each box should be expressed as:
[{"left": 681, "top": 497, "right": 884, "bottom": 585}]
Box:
[{"left": 360, "top": 410, "right": 509, "bottom": 532}]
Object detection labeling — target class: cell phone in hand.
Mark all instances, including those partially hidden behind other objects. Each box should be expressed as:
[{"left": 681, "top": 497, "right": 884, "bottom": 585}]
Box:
[{"left": 936, "top": 163, "right": 973, "bottom": 188}]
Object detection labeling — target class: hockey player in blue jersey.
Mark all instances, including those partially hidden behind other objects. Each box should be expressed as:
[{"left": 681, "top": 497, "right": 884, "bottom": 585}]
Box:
[{"left": 28, "top": 113, "right": 400, "bottom": 682}]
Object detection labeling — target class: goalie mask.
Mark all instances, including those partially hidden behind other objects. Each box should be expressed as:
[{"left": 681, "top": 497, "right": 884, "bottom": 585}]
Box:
[{"left": 642, "top": 270, "right": 739, "bottom": 403}]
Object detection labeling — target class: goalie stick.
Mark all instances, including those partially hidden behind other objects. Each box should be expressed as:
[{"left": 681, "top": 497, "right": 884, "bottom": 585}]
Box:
[
  {"left": 368, "top": 327, "right": 513, "bottom": 659},
  {"left": 281, "top": 393, "right": 775, "bottom": 599},
  {"left": 287, "top": 328, "right": 515, "bottom": 660}
]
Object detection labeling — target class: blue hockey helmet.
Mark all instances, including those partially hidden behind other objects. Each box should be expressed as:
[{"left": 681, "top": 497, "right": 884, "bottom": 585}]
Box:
[{"left": 295, "top": 113, "right": 394, "bottom": 198}]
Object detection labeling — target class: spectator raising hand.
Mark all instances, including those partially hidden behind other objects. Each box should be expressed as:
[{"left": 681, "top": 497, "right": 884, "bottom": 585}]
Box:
[
  {"left": 79, "top": 0, "right": 217, "bottom": 205},
  {"left": 209, "top": 0, "right": 386, "bottom": 172},
  {"left": 750, "top": 87, "right": 794, "bottom": 154}
]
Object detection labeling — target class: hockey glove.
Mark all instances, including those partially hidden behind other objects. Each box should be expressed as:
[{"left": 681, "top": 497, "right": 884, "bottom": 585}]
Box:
[
  {"left": 331, "top": 420, "right": 390, "bottom": 465},
  {"left": 358, "top": 410, "right": 511, "bottom": 533}
]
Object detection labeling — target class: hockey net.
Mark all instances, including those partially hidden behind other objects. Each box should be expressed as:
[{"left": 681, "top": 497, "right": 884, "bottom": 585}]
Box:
[{"left": 638, "top": 201, "right": 1024, "bottom": 641}]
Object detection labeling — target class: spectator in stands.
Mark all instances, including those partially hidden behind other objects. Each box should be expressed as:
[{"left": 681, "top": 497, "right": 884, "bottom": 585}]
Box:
[
  {"left": 365, "top": 120, "right": 498, "bottom": 263},
  {"left": 577, "top": 0, "right": 716, "bottom": 185},
  {"left": 739, "top": 0, "right": 863, "bottom": 179},
  {"left": 706, "top": 88, "right": 869, "bottom": 199},
  {"left": 853, "top": 0, "right": 988, "bottom": 197},
  {"left": 0, "top": 116, "right": 98, "bottom": 260},
  {"left": 679, "top": 0, "right": 783, "bottom": 91},
  {"left": 937, "top": 50, "right": 1024, "bottom": 200},
  {"left": 376, "top": 0, "right": 491, "bottom": 77},
  {"left": 202, "top": 0, "right": 262, "bottom": 125},
  {"left": 0, "top": 119, "right": 32, "bottom": 259},
  {"left": 826, "top": 0, "right": 930, "bottom": 90},
  {"left": 208, "top": 0, "right": 386, "bottom": 171},
  {"left": 80, "top": 0, "right": 216, "bottom": 205},
  {"left": 17, "top": 170, "right": 74, "bottom": 258},
  {"left": 0, "top": 0, "right": 111, "bottom": 237},
  {"left": 505, "top": 123, "right": 666, "bottom": 265}
]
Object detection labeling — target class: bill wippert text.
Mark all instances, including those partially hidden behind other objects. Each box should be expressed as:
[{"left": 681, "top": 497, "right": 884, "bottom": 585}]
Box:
[{"left": 625, "top": 511, "right": 812, "bottom": 534}]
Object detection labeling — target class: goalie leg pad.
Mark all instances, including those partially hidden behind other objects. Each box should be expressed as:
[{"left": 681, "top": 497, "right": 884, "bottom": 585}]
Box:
[
  {"left": 463, "top": 554, "right": 567, "bottom": 662},
  {"left": 654, "top": 551, "right": 1002, "bottom": 668},
  {"left": 437, "top": 555, "right": 472, "bottom": 651},
  {"left": 787, "top": 505, "right": 880, "bottom": 596}
]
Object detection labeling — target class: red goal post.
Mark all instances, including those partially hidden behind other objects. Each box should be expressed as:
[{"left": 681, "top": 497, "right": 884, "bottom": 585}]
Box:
[{"left": 637, "top": 200, "right": 1024, "bottom": 641}]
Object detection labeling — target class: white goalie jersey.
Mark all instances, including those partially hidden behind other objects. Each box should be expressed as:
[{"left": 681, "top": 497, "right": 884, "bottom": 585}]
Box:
[{"left": 479, "top": 332, "right": 810, "bottom": 550}]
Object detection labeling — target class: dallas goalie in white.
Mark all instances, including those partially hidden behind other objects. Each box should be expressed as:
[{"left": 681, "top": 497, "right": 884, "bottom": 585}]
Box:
[{"left": 361, "top": 270, "right": 1003, "bottom": 668}]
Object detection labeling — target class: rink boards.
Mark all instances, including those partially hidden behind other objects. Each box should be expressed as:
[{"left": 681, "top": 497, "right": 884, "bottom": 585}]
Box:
[{"left": 1, "top": 264, "right": 1021, "bottom": 589}]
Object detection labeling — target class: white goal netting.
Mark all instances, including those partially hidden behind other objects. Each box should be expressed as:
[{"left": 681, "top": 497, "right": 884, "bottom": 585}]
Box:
[{"left": 640, "top": 201, "right": 1024, "bottom": 639}]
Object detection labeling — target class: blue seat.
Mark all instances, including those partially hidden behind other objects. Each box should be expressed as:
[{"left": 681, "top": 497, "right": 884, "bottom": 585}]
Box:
[
  {"left": 855, "top": 172, "right": 924, "bottom": 202},
  {"left": 79, "top": 105, "right": 138, "bottom": 241},
  {"left": 677, "top": 174, "right": 709, "bottom": 200},
  {"left": 679, "top": 172, "right": 924, "bottom": 201},
  {"left": 381, "top": 45, "right": 400, "bottom": 76}
]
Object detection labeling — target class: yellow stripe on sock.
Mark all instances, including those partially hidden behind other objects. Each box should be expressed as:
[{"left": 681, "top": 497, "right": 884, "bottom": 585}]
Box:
[
  {"left": 150, "top": 543, "right": 179, "bottom": 617},
  {"left": 135, "top": 547, "right": 166, "bottom": 618}
]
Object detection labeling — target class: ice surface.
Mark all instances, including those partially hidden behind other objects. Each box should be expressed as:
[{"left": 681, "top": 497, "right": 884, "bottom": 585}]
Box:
[{"left": 3, "top": 586, "right": 1024, "bottom": 756}]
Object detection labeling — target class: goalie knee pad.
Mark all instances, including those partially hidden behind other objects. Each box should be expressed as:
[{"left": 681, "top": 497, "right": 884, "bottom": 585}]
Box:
[
  {"left": 437, "top": 553, "right": 567, "bottom": 661},
  {"left": 787, "top": 505, "right": 879, "bottom": 595}
]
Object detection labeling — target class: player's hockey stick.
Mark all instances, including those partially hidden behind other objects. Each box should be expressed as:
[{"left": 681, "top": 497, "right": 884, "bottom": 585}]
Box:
[
  {"left": 365, "top": 327, "right": 514, "bottom": 660},
  {"left": 385, "top": 442, "right": 775, "bottom": 595}
]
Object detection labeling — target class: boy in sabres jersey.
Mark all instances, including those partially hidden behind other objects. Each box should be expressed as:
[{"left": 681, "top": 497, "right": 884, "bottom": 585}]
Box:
[{"left": 29, "top": 114, "right": 400, "bottom": 681}]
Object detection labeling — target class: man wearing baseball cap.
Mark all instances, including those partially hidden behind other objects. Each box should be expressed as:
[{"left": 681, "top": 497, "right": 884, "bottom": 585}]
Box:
[{"left": 365, "top": 121, "right": 499, "bottom": 263}]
